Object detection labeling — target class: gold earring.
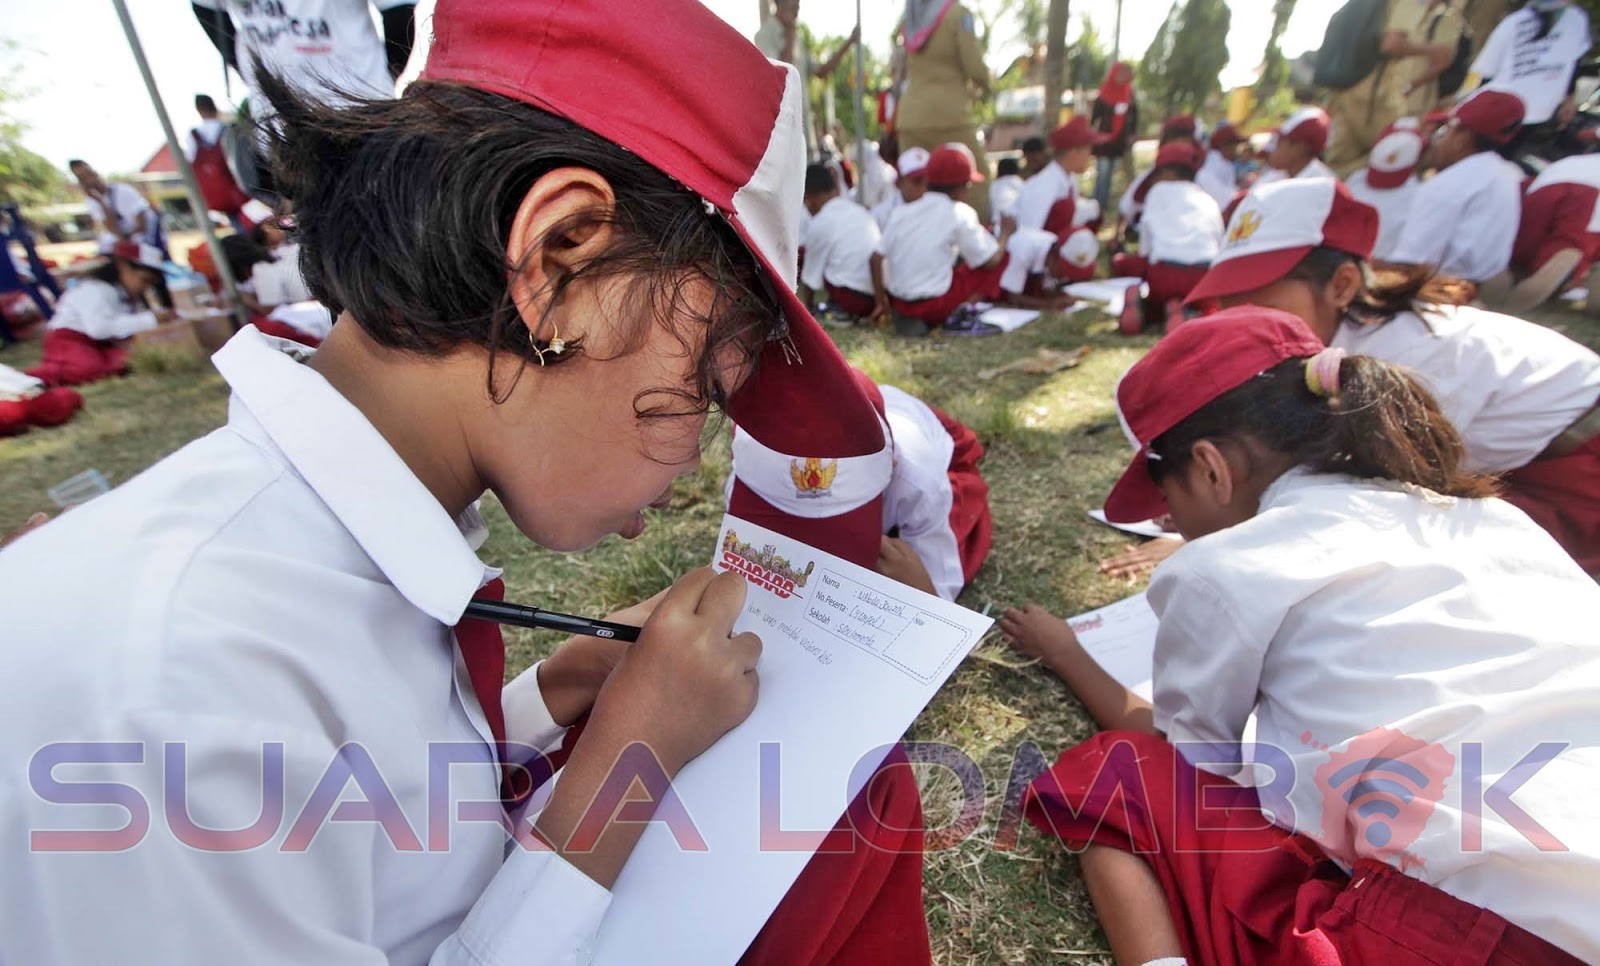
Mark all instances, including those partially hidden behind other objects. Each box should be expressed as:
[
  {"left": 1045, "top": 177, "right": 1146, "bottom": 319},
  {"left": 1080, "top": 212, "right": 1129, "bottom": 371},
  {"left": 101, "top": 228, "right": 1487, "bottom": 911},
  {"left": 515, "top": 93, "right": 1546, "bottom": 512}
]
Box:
[{"left": 529, "top": 321, "right": 567, "bottom": 367}]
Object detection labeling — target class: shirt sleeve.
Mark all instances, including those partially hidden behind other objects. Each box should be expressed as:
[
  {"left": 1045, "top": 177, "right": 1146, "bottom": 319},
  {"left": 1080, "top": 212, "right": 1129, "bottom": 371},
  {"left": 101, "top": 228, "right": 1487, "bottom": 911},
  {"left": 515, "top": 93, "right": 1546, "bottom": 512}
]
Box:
[
  {"left": 113, "top": 184, "right": 151, "bottom": 224},
  {"left": 799, "top": 215, "right": 832, "bottom": 293},
  {"left": 954, "top": 6, "right": 991, "bottom": 94},
  {"left": 1147, "top": 557, "right": 1268, "bottom": 772},
  {"left": 501, "top": 661, "right": 570, "bottom": 755},
  {"left": 1470, "top": 18, "right": 1511, "bottom": 80},
  {"left": 953, "top": 204, "right": 999, "bottom": 268}
]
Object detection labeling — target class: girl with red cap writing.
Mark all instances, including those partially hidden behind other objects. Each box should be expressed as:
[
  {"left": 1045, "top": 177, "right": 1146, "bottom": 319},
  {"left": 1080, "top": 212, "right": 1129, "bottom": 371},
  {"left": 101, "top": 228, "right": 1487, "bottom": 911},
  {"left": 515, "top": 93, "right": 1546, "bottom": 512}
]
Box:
[
  {"left": 0, "top": 1, "right": 931, "bottom": 962},
  {"left": 1004, "top": 306, "right": 1600, "bottom": 965},
  {"left": 1099, "top": 176, "right": 1600, "bottom": 579},
  {"left": 26, "top": 240, "right": 169, "bottom": 388}
]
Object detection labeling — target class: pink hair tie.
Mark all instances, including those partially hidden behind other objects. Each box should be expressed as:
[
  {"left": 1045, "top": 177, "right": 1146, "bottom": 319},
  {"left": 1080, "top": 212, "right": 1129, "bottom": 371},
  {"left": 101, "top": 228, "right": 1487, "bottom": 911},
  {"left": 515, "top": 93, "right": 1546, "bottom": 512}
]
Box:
[{"left": 1305, "top": 347, "right": 1346, "bottom": 399}]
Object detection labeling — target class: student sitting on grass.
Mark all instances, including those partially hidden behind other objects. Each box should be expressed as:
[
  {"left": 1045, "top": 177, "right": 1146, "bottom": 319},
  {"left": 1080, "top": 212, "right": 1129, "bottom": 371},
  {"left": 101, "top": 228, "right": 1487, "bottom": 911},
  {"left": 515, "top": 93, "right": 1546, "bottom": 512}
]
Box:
[
  {"left": 26, "top": 240, "right": 168, "bottom": 387},
  {"left": 1194, "top": 121, "right": 1243, "bottom": 208},
  {"left": 728, "top": 368, "right": 992, "bottom": 602},
  {"left": 1344, "top": 117, "right": 1425, "bottom": 263},
  {"left": 1102, "top": 177, "right": 1600, "bottom": 577},
  {"left": 799, "top": 162, "right": 881, "bottom": 321},
  {"left": 1116, "top": 114, "right": 1201, "bottom": 229},
  {"left": 1253, "top": 106, "right": 1336, "bottom": 184},
  {"left": 872, "top": 147, "right": 930, "bottom": 231},
  {"left": 1005, "top": 305, "right": 1600, "bottom": 966},
  {"left": 872, "top": 146, "right": 1012, "bottom": 337},
  {"left": 988, "top": 156, "right": 1025, "bottom": 233},
  {"left": 1112, "top": 142, "right": 1224, "bottom": 334},
  {"left": 1015, "top": 117, "right": 1105, "bottom": 240},
  {"left": 1504, "top": 151, "right": 1600, "bottom": 314}
]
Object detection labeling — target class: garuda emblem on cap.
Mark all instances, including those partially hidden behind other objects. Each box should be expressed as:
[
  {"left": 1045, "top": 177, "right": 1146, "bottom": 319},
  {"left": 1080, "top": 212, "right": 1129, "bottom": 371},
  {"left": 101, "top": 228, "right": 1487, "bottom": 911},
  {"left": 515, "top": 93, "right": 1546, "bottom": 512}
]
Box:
[
  {"left": 791, "top": 457, "right": 838, "bottom": 497},
  {"left": 1228, "top": 209, "right": 1263, "bottom": 244}
]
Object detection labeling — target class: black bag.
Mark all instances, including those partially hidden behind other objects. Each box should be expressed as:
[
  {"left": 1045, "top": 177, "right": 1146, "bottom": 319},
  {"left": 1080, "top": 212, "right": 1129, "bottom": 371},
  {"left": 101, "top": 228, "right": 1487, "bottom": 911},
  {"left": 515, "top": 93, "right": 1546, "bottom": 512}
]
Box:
[{"left": 1314, "top": 0, "right": 1391, "bottom": 90}]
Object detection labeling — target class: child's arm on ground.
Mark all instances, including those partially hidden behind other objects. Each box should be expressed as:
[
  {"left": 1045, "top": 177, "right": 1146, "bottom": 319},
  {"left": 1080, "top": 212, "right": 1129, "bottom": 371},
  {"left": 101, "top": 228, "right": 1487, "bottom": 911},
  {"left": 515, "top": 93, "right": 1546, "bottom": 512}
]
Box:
[
  {"left": 869, "top": 252, "right": 891, "bottom": 324},
  {"left": 1001, "top": 604, "right": 1156, "bottom": 734},
  {"left": 1099, "top": 538, "right": 1185, "bottom": 578}
]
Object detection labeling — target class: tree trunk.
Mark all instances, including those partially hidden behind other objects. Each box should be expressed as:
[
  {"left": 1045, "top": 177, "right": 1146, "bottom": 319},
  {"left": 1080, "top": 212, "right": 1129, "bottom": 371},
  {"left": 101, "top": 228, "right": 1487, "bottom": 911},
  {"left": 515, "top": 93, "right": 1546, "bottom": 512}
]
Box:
[{"left": 1043, "top": 0, "right": 1071, "bottom": 131}]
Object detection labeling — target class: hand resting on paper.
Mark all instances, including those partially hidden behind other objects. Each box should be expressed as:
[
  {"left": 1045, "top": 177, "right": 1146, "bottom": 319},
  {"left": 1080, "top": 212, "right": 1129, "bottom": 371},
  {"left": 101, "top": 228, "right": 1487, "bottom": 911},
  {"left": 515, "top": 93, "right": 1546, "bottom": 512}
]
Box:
[
  {"left": 537, "top": 587, "right": 669, "bottom": 727},
  {"left": 1099, "top": 538, "right": 1184, "bottom": 578},
  {"left": 1001, "top": 602, "right": 1157, "bottom": 735},
  {"left": 875, "top": 536, "right": 937, "bottom": 595},
  {"left": 533, "top": 568, "right": 761, "bottom": 888}
]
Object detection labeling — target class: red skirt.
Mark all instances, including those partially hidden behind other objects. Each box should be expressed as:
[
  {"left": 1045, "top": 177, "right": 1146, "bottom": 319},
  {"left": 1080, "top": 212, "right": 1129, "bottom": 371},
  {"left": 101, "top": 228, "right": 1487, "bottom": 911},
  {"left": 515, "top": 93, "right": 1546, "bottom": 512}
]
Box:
[
  {"left": 926, "top": 403, "right": 992, "bottom": 586},
  {"left": 1513, "top": 183, "right": 1600, "bottom": 282},
  {"left": 25, "top": 329, "right": 129, "bottom": 387},
  {"left": 1025, "top": 732, "right": 1579, "bottom": 966},
  {"left": 891, "top": 259, "right": 1008, "bottom": 328},
  {"left": 1501, "top": 433, "right": 1600, "bottom": 574},
  {"left": 1111, "top": 254, "right": 1210, "bottom": 305}
]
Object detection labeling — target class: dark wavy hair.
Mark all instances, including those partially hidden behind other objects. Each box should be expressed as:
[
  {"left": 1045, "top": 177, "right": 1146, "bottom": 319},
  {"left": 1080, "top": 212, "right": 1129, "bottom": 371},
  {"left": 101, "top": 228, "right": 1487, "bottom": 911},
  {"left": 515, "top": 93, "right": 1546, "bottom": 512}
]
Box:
[
  {"left": 1282, "top": 246, "right": 1475, "bottom": 326},
  {"left": 255, "top": 73, "right": 782, "bottom": 416}
]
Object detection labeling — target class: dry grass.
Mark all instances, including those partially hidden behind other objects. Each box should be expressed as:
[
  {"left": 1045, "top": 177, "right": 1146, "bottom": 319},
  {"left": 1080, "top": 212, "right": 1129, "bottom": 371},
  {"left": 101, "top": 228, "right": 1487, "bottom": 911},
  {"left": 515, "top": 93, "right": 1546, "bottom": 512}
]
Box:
[{"left": 4, "top": 299, "right": 1598, "bottom": 965}]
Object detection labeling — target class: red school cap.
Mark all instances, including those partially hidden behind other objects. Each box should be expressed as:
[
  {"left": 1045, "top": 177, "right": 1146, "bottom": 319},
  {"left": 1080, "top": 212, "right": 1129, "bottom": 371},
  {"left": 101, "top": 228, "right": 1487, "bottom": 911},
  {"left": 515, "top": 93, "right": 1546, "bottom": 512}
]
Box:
[
  {"left": 926, "top": 145, "right": 985, "bottom": 188},
  {"left": 420, "top": 0, "right": 889, "bottom": 565},
  {"left": 1103, "top": 306, "right": 1326, "bottom": 523},
  {"left": 1051, "top": 116, "right": 1112, "bottom": 153}
]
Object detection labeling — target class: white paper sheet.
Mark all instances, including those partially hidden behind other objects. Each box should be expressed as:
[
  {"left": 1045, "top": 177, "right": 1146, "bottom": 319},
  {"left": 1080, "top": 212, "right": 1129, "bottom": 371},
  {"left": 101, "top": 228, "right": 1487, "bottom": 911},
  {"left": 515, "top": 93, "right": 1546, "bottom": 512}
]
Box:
[
  {"left": 1088, "top": 508, "right": 1184, "bottom": 541},
  {"left": 591, "top": 514, "right": 994, "bottom": 964},
  {"left": 977, "top": 306, "right": 1041, "bottom": 331},
  {"left": 1068, "top": 593, "right": 1159, "bottom": 702},
  {"left": 1064, "top": 277, "right": 1146, "bottom": 316}
]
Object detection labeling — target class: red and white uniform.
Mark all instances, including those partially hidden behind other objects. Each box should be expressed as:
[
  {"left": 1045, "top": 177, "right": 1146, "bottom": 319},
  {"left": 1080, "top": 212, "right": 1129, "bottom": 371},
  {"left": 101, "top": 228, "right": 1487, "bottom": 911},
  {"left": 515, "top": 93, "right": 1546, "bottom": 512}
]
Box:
[
  {"left": 800, "top": 195, "right": 880, "bottom": 308},
  {"left": 1254, "top": 157, "right": 1338, "bottom": 185},
  {"left": 999, "top": 227, "right": 1058, "bottom": 297},
  {"left": 988, "top": 173, "right": 1025, "bottom": 230},
  {"left": 877, "top": 193, "right": 1004, "bottom": 323},
  {"left": 1514, "top": 154, "right": 1600, "bottom": 280},
  {"left": 1346, "top": 168, "right": 1420, "bottom": 263},
  {"left": 1015, "top": 162, "right": 1097, "bottom": 238},
  {"left": 728, "top": 378, "right": 992, "bottom": 600},
  {"left": 1031, "top": 469, "right": 1600, "bottom": 963},
  {"left": 1112, "top": 181, "right": 1223, "bottom": 307},
  {"left": 1388, "top": 151, "right": 1524, "bottom": 281},
  {"left": 1333, "top": 305, "right": 1600, "bottom": 570}
]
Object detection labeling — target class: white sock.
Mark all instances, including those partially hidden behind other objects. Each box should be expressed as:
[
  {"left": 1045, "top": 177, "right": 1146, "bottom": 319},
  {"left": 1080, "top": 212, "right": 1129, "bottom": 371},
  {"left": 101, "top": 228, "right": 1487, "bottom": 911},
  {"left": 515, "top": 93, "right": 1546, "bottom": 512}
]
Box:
[{"left": 1139, "top": 959, "right": 1187, "bottom": 966}]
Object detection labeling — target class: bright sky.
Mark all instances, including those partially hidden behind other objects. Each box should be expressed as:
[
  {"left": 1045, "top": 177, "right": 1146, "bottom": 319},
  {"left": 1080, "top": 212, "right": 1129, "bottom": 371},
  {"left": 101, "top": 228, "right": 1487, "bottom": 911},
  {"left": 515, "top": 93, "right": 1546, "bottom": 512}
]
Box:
[{"left": 1, "top": 0, "right": 1335, "bottom": 176}]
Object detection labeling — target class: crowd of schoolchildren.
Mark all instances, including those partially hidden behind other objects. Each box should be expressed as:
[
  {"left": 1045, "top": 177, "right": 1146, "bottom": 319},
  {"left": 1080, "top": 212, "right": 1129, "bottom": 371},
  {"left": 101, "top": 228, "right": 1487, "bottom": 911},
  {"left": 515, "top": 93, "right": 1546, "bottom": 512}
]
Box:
[{"left": 4, "top": 0, "right": 1600, "bottom": 963}]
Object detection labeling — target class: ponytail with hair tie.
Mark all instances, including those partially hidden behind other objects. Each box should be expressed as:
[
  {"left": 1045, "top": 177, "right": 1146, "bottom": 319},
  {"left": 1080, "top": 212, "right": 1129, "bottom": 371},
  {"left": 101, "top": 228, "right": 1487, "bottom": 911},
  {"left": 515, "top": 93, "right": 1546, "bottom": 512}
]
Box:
[{"left": 1304, "top": 348, "right": 1346, "bottom": 399}]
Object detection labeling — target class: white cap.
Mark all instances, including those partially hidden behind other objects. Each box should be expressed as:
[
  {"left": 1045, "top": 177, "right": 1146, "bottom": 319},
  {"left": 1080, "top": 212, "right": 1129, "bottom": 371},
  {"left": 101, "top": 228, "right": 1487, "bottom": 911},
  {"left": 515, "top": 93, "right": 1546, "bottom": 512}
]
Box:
[{"left": 897, "top": 147, "right": 931, "bottom": 178}]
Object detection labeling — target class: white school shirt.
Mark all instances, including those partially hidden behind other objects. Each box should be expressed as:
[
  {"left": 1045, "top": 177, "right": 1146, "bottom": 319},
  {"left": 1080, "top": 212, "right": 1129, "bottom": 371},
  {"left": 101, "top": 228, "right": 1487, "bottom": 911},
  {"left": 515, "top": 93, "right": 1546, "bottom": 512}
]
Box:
[
  {"left": 1387, "top": 152, "right": 1523, "bottom": 281},
  {"left": 1345, "top": 168, "right": 1421, "bottom": 262},
  {"left": 0, "top": 328, "right": 609, "bottom": 965},
  {"left": 1254, "top": 157, "right": 1338, "bottom": 186},
  {"left": 1014, "top": 162, "right": 1079, "bottom": 232},
  {"left": 800, "top": 195, "right": 879, "bottom": 297},
  {"left": 879, "top": 385, "right": 965, "bottom": 601},
  {"left": 875, "top": 193, "right": 998, "bottom": 301},
  {"left": 46, "top": 277, "right": 159, "bottom": 341},
  {"left": 269, "top": 300, "right": 337, "bottom": 339},
  {"left": 87, "top": 182, "right": 152, "bottom": 239},
  {"left": 1471, "top": 6, "right": 1593, "bottom": 124},
  {"left": 1195, "top": 149, "right": 1239, "bottom": 208},
  {"left": 1150, "top": 470, "right": 1600, "bottom": 962},
  {"left": 999, "top": 227, "right": 1058, "bottom": 295},
  {"left": 193, "top": 0, "right": 403, "bottom": 113},
  {"left": 871, "top": 191, "right": 904, "bottom": 231},
  {"left": 1332, "top": 305, "right": 1600, "bottom": 472},
  {"left": 1139, "top": 181, "right": 1223, "bottom": 265},
  {"left": 251, "top": 243, "right": 315, "bottom": 307},
  {"left": 858, "top": 155, "right": 899, "bottom": 210},
  {"left": 184, "top": 117, "right": 227, "bottom": 162},
  {"left": 988, "top": 174, "right": 1026, "bottom": 230},
  {"left": 0, "top": 362, "right": 43, "bottom": 400},
  {"left": 1118, "top": 168, "right": 1149, "bottom": 221}
]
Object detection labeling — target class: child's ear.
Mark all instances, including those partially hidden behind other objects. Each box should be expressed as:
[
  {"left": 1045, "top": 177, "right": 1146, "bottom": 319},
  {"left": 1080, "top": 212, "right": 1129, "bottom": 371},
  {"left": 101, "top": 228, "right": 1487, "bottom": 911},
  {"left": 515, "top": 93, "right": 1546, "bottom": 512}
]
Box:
[
  {"left": 1189, "top": 440, "right": 1236, "bottom": 507},
  {"left": 505, "top": 167, "right": 618, "bottom": 336}
]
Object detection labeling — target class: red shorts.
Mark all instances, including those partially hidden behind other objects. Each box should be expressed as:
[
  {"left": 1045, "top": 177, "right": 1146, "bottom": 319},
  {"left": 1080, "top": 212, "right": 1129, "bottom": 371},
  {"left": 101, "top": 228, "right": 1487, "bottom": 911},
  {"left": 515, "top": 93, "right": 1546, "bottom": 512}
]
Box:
[
  {"left": 1501, "top": 432, "right": 1600, "bottom": 574},
  {"left": 891, "top": 258, "right": 1008, "bottom": 328},
  {"left": 1026, "top": 732, "right": 1579, "bottom": 966},
  {"left": 1513, "top": 183, "right": 1600, "bottom": 282},
  {"left": 25, "top": 328, "right": 129, "bottom": 387},
  {"left": 927, "top": 403, "right": 992, "bottom": 587},
  {"left": 825, "top": 283, "right": 878, "bottom": 319}
]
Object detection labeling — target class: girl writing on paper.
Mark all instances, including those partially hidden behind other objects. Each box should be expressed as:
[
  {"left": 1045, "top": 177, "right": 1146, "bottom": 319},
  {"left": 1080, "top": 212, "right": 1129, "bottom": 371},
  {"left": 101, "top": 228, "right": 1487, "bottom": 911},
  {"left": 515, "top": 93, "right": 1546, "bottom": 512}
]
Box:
[
  {"left": 0, "top": 1, "right": 929, "bottom": 963},
  {"left": 1005, "top": 306, "right": 1600, "bottom": 965}
]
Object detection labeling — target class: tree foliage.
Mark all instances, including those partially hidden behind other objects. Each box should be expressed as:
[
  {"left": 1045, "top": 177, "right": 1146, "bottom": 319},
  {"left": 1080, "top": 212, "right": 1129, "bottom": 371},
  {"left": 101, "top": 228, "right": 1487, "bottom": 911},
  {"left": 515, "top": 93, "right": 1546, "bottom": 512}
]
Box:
[
  {"left": 1071, "top": 13, "right": 1111, "bottom": 91},
  {"left": 0, "top": 56, "right": 68, "bottom": 208},
  {"left": 1137, "top": 0, "right": 1231, "bottom": 117},
  {"left": 1253, "top": 0, "right": 1297, "bottom": 113},
  {"left": 809, "top": 30, "right": 893, "bottom": 144}
]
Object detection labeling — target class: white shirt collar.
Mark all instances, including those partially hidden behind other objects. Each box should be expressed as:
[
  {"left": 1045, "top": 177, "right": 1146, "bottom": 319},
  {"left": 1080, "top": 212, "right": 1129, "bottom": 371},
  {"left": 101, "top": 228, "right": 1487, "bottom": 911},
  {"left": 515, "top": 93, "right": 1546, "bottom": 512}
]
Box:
[{"left": 212, "top": 327, "right": 496, "bottom": 625}]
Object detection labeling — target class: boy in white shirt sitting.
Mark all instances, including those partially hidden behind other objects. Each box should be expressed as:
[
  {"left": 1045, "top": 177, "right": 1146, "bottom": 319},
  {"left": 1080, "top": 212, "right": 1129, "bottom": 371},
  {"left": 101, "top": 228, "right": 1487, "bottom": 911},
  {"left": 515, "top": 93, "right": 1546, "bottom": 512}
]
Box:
[
  {"left": 1015, "top": 118, "right": 1106, "bottom": 240},
  {"left": 1345, "top": 118, "right": 1425, "bottom": 263},
  {"left": 871, "top": 147, "right": 1011, "bottom": 337},
  {"left": 799, "top": 163, "right": 881, "bottom": 321},
  {"left": 1255, "top": 107, "right": 1337, "bottom": 184},
  {"left": 1111, "top": 142, "right": 1225, "bottom": 333},
  {"left": 1196, "top": 120, "right": 1243, "bottom": 208},
  {"left": 871, "top": 147, "right": 930, "bottom": 231},
  {"left": 988, "top": 157, "right": 1026, "bottom": 234},
  {"left": 1384, "top": 88, "right": 1526, "bottom": 289}
]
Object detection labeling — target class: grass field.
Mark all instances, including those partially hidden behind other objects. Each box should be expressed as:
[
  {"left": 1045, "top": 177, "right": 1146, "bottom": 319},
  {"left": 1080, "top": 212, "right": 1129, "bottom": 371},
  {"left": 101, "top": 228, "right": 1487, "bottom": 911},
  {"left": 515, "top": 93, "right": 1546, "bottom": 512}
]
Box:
[{"left": 4, "top": 297, "right": 1598, "bottom": 964}]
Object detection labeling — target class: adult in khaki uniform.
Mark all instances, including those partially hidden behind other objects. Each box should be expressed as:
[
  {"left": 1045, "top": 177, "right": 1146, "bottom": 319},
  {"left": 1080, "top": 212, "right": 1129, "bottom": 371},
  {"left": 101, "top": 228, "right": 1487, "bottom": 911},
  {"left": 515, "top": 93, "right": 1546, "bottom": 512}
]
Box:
[
  {"left": 1326, "top": 0, "right": 1466, "bottom": 177},
  {"left": 895, "top": 0, "right": 993, "bottom": 221}
]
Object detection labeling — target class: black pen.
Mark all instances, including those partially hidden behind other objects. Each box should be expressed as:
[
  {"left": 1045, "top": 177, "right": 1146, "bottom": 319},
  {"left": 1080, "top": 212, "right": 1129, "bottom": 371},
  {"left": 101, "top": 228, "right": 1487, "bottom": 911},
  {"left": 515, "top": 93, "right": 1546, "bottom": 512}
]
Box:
[{"left": 463, "top": 599, "right": 643, "bottom": 642}]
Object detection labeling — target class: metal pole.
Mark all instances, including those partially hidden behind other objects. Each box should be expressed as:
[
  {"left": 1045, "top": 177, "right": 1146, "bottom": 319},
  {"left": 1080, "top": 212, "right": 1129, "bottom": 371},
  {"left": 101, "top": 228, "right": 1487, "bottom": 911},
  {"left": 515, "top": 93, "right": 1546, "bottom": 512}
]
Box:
[
  {"left": 1112, "top": 0, "right": 1123, "bottom": 63},
  {"left": 111, "top": 0, "right": 248, "bottom": 332},
  {"left": 854, "top": 0, "right": 868, "bottom": 203}
]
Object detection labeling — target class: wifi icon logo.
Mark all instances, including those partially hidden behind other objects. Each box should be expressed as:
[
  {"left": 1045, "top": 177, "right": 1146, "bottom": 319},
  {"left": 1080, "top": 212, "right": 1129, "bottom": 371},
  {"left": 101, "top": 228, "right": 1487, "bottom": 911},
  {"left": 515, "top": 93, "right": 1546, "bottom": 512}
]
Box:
[
  {"left": 1326, "top": 757, "right": 1432, "bottom": 849},
  {"left": 1315, "top": 728, "right": 1456, "bottom": 864}
]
